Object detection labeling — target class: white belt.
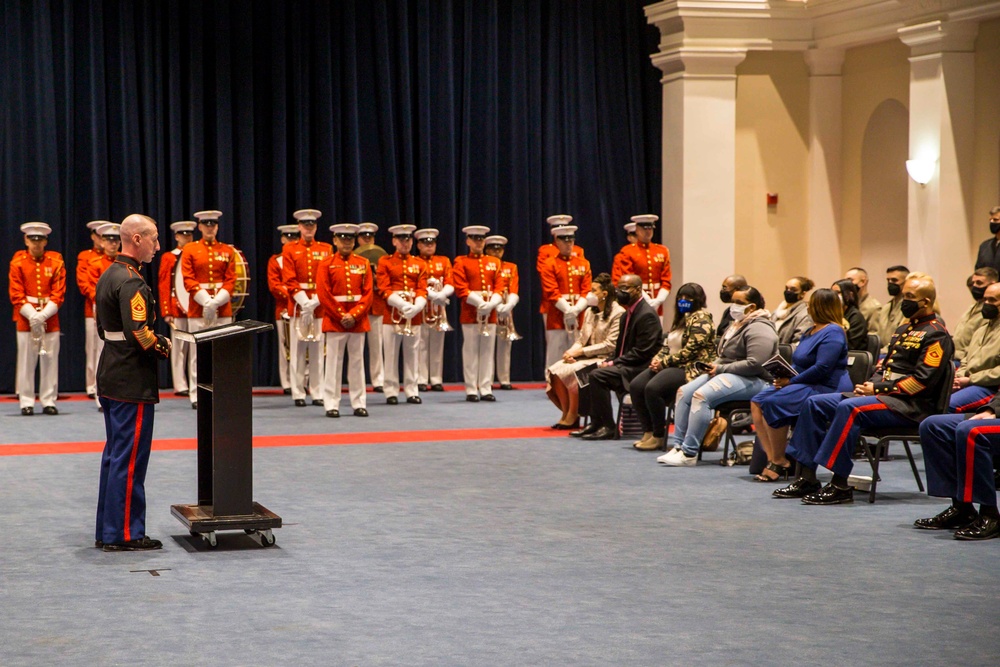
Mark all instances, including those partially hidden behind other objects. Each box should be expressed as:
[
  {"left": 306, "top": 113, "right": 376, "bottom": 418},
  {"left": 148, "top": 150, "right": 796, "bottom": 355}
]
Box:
[
  {"left": 334, "top": 295, "right": 359, "bottom": 302},
  {"left": 104, "top": 331, "right": 126, "bottom": 341},
  {"left": 643, "top": 282, "right": 661, "bottom": 291},
  {"left": 199, "top": 282, "right": 222, "bottom": 289},
  {"left": 25, "top": 296, "right": 48, "bottom": 305},
  {"left": 298, "top": 282, "right": 316, "bottom": 290}
]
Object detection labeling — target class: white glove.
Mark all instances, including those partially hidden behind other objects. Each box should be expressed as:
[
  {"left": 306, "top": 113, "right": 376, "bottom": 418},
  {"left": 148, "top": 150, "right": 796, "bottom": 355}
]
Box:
[
  {"left": 202, "top": 301, "right": 218, "bottom": 319},
  {"left": 495, "top": 303, "right": 511, "bottom": 315},
  {"left": 505, "top": 293, "right": 520, "bottom": 309},
  {"left": 439, "top": 284, "right": 455, "bottom": 300},
  {"left": 650, "top": 288, "right": 669, "bottom": 309},
  {"left": 214, "top": 288, "right": 231, "bottom": 305},
  {"left": 563, "top": 311, "right": 579, "bottom": 329},
  {"left": 386, "top": 293, "right": 409, "bottom": 311},
  {"left": 39, "top": 301, "right": 59, "bottom": 320},
  {"left": 411, "top": 296, "right": 427, "bottom": 314},
  {"left": 642, "top": 291, "right": 655, "bottom": 306},
  {"left": 569, "top": 299, "right": 588, "bottom": 316},
  {"left": 28, "top": 311, "right": 46, "bottom": 328},
  {"left": 194, "top": 289, "right": 212, "bottom": 307},
  {"left": 19, "top": 304, "right": 36, "bottom": 321},
  {"left": 31, "top": 322, "right": 46, "bottom": 339},
  {"left": 293, "top": 290, "right": 310, "bottom": 308},
  {"left": 488, "top": 293, "right": 502, "bottom": 308},
  {"left": 554, "top": 297, "right": 571, "bottom": 314},
  {"left": 427, "top": 288, "right": 440, "bottom": 303},
  {"left": 401, "top": 304, "right": 419, "bottom": 320},
  {"left": 300, "top": 310, "right": 314, "bottom": 332},
  {"left": 433, "top": 294, "right": 451, "bottom": 307},
  {"left": 466, "top": 292, "right": 484, "bottom": 309}
]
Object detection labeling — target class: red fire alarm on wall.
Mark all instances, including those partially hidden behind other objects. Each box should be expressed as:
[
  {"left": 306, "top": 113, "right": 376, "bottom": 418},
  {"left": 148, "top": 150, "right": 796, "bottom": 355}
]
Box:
[{"left": 766, "top": 193, "right": 778, "bottom": 206}]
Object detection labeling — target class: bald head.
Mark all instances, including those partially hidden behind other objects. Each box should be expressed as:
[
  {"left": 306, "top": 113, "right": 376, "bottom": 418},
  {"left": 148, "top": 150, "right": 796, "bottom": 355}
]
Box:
[
  {"left": 120, "top": 214, "right": 160, "bottom": 264},
  {"left": 901, "top": 275, "right": 936, "bottom": 318},
  {"left": 619, "top": 274, "right": 642, "bottom": 290}
]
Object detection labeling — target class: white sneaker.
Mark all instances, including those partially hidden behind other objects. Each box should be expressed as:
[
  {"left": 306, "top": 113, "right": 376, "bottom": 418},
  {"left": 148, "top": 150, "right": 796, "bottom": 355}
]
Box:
[
  {"left": 660, "top": 448, "right": 698, "bottom": 467},
  {"left": 657, "top": 448, "right": 681, "bottom": 464}
]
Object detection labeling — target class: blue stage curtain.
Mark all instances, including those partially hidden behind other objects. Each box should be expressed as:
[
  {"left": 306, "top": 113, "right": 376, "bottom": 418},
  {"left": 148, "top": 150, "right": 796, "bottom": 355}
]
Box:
[{"left": 0, "top": 0, "right": 661, "bottom": 390}]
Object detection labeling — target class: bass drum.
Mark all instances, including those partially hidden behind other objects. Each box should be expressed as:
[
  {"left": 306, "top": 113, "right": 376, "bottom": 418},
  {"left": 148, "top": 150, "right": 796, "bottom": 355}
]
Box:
[{"left": 173, "top": 246, "right": 250, "bottom": 317}]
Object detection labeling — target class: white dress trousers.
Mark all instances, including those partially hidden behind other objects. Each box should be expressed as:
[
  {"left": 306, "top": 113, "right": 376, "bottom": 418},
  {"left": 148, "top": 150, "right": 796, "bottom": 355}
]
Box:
[
  {"left": 288, "top": 315, "right": 323, "bottom": 402},
  {"left": 382, "top": 323, "right": 420, "bottom": 399},
  {"left": 461, "top": 323, "right": 497, "bottom": 396},
  {"left": 417, "top": 323, "right": 446, "bottom": 386},
  {"left": 276, "top": 318, "right": 291, "bottom": 390},
  {"left": 366, "top": 314, "right": 384, "bottom": 387},
  {"left": 169, "top": 317, "right": 190, "bottom": 393},
  {"left": 84, "top": 317, "right": 98, "bottom": 395},
  {"left": 322, "top": 332, "right": 367, "bottom": 412},
  {"left": 17, "top": 331, "right": 60, "bottom": 409}
]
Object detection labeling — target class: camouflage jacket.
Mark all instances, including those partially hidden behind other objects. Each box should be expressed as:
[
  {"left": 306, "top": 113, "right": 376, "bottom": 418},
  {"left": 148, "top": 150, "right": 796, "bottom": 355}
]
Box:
[{"left": 656, "top": 309, "right": 717, "bottom": 381}]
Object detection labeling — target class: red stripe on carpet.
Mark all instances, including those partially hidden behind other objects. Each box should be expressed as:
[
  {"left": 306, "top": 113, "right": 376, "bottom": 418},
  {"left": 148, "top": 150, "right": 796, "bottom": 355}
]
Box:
[{"left": 0, "top": 426, "right": 568, "bottom": 458}]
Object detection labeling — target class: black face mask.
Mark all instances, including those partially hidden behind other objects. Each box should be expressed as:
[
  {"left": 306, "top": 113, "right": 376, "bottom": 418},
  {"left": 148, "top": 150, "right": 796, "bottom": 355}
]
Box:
[
  {"left": 970, "top": 285, "right": 987, "bottom": 301},
  {"left": 983, "top": 303, "right": 999, "bottom": 320},
  {"left": 887, "top": 282, "right": 901, "bottom": 297},
  {"left": 783, "top": 289, "right": 800, "bottom": 304},
  {"left": 615, "top": 288, "right": 634, "bottom": 306},
  {"left": 990, "top": 222, "right": 1000, "bottom": 235},
  {"left": 719, "top": 289, "right": 732, "bottom": 304},
  {"left": 900, "top": 298, "right": 922, "bottom": 319}
]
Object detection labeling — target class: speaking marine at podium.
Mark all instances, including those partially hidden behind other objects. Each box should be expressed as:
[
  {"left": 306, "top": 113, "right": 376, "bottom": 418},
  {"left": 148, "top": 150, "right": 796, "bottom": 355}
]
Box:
[{"left": 94, "top": 214, "right": 171, "bottom": 552}]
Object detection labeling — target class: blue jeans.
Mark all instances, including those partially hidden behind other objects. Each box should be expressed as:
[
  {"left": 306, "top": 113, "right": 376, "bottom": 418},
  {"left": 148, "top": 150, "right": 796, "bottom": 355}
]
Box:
[{"left": 668, "top": 373, "right": 769, "bottom": 456}]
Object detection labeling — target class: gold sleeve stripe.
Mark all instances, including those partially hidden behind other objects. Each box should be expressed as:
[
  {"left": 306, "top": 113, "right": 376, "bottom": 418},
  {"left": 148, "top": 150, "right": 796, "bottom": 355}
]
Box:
[
  {"left": 132, "top": 326, "right": 157, "bottom": 350},
  {"left": 923, "top": 341, "right": 944, "bottom": 368},
  {"left": 897, "top": 377, "right": 926, "bottom": 395},
  {"left": 130, "top": 291, "right": 148, "bottom": 322}
]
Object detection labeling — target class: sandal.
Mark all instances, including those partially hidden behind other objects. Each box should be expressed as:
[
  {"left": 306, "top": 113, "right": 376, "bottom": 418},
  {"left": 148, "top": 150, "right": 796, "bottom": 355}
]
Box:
[{"left": 754, "top": 461, "right": 791, "bottom": 482}]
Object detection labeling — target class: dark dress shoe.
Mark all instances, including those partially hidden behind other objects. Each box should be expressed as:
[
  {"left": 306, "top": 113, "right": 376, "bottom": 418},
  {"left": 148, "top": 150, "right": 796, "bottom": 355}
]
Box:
[
  {"left": 954, "top": 514, "right": 1000, "bottom": 541},
  {"left": 21, "top": 407, "right": 34, "bottom": 416},
  {"left": 103, "top": 536, "right": 163, "bottom": 552},
  {"left": 430, "top": 384, "right": 444, "bottom": 392},
  {"left": 326, "top": 410, "right": 340, "bottom": 418},
  {"left": 95, "top": 540, "right": 104, "bottom": 548},
  {"left": 354, "top": 408, "right": 369, "bottom": 417},
  {"left": 801, "top": 483, "right": 854, "bottom": 505},
  {"left": 913, "top": 505, "right": 978, "bottom": 531},
  {"left": 87, "top": 393, "right": 97, "bottom": 399},
  {"left": 175, "top": 390, "right": 189, "bottom": 397},
  {"left": 373, "top": 386, "right": 384, "bottom": 393},
  {"left": 283, "top": 387, "right": 292, "bottom": 395},
  {"left": 191, "top": 402, "right": 198, "bottom": 410},
  {"left": 480, "top": 394, "right": 496, "bottom": 402},
  {"left": 418, "top": 384, "right": 429, "bottom": 392},
  {"left": 772, "top": 478, "right": 822, "bottom": 499},
  {"left": 570, "top": 423, "right": 600, "bottom": 438},
  {"left": 466, "top": 395, "right": 480, "bottom": 402},
  {"left": 582, "top": 426, "right": 617, "bottom": 441},
  {"left": 406, "top": 396, "right": 422, "bottom": 404},
  {"left": 551, "top": 422, "right": 579, "bottom": 430},
  {"left": 312, "top": 399, "right": 324, "bottom": 406},
  {"left": 294, "top": 399, "right": 307, "bottom": 407},
  {"left": 42, "top": 406, "right": 58, "bottom": 415},
  {"left": 386, "top": 396, "right": 399, "bottom": 405},
  {"left": 499, "top": 384, "right": 514, "bottom": 390}
]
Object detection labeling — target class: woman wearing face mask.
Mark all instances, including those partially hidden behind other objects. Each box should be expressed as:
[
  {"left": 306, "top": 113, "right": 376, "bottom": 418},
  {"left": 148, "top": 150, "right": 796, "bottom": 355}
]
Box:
[
  {"left": 771, "top": 276, "right": 814, "bottom": 347},
  {"left": 545, "top": 273, "right": 625, "bottom": 429},
  {"left": 750, "top": 289, "right": 853, "bottom": 481},
  {"left": 831, "top": 279, "right": 868, "bottom": 351},
  {"left": 629, "top": 284, "right": 716, "bottom": 451},
  {"left": 659, "top": 286, "right": 779, "bottom": 466}
]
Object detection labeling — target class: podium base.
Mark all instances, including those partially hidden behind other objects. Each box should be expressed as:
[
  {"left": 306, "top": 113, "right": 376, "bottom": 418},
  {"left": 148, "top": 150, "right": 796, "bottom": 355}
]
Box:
[{"left": 171, "top": 502, "right": 282, "bottom": 548}]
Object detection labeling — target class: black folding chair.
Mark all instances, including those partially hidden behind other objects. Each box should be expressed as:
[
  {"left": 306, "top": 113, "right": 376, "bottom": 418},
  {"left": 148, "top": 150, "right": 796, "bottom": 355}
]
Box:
[
  {"left": 846, "top": 350, "right": 873, "bottom": 387},
  {"left": 866, "top": 333, "right": 880, "bottom": 362}
]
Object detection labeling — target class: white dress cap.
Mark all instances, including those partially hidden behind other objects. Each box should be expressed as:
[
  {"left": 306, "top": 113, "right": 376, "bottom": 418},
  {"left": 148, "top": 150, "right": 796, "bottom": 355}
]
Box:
[
  {"left": 357, "top": 222, "right": 379, "bottom": 234},
  {"left": 546, "top": 214, "right": 573, "bottom": 226},
  {"left": 293, "top": 209, "right": 322, "bottom": 222},
  {"left": 630, "top": 214, "right": 659, "bottom": 224},
  {"left": 98, "top": 222, "right": 121, "bottom": 237},
  {"left": 484, "top": 235, "right": 507, "bottom": 246},
  {"left": 21, "top": 222, "right": 53, "bottom": 237},
  {"left": 277, "top": 224, "right": 300, "bottom": 235},
  {"left": 550, "top": 225, "right": 578, "bottom": 237},
  {"left": 87, "top": 220, "right": 113, "bottom": 231},
  {"left": 170, "top": 220, "right": 198, "bottom": 233},
  {"left": 193, "top": 210, "right": 223, "bottom": 222},
  {"left": 387, "top": 224, "right": 417, "bottom": 236},
  {"left": 462, "top": 225, "right": 490, "bottom": 236},
  {"left": 330, "top": 223, "right": 360, "bottom": 235},
  {"left": 413, "top": 228, "right": 439, "bottom": 241},
  {"left": 624, "top": 222, "right": 637, "bottom": 233}
]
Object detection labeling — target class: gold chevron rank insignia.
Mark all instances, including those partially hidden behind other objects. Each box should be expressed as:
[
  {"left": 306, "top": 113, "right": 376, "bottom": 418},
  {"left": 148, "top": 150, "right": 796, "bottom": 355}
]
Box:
[
  {"left": 130, "top": 292, "right": 147, "bottom": 322},
  {"left": 923, "top": 341, "right": 944, "bottom": 368}
]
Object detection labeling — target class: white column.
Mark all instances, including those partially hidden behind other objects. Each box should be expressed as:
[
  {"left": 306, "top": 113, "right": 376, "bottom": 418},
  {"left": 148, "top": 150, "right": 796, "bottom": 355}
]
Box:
[
  {"left": 898, "top": 20, "right": 978, "bottom": 327},
  {"left": 804, "top": 48, "right": 844, "bottom": 282},
  {"left": 651, "top": 46, "right": 747, "bottom": 300}
]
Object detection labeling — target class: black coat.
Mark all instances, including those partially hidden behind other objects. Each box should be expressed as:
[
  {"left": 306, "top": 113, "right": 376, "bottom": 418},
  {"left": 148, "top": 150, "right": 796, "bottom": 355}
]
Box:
[{"left": 610, "top": 299, "right": 663, "bottom": 373}]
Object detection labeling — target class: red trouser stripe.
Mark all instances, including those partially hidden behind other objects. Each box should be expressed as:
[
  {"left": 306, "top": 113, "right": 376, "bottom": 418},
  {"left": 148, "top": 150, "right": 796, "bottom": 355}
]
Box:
[
  {"left": 123, "top": 404, "right": 144, "bottom": 542},
  {"left": 956, "top": 395, "right": 994, "bottom": 413},
  {"left": 963, "top": 425, "right": 1000, "bottom": 503},
  {"left": 825, "top": 402, "right": 889, "bottom": 470}
]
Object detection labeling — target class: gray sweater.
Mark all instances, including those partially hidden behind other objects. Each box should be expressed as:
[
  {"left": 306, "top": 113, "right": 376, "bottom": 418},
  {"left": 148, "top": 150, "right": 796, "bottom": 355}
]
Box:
[{"left": 715, "top": 315, "right": 779, "bottom": 379}]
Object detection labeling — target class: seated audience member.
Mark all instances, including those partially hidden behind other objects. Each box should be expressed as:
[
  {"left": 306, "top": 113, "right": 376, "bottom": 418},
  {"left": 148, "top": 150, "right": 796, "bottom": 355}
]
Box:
[
  {"left": 572, "top": 274, "right": 662, "bottom": 441},
  {"left": 953, "top": 267, "right": 998, "bottom": 361},
  {"left": 750, "top": 289, "right": 852, "bottom": 481},
  {"left": 950, "top": 282, "right": 1000, "bottom": 412},
  {"left": 546, "top": 273, "right": 625, "bottom": 429},
  {"left": 630, "top": 283, "right": 716, "bottom": 451},
  {"left": 716, "top": 274, "right": 748, "bottom": 337},
  {"left": 915, "top": 391, "right": 1000, "bottom": 540},
  {"left": 874, "top": 265, "right": 909, "bottom": 354},
  {"left": 774, "top": 274, "right": 953, "bottom": 504},
  {"left": 771, "top": 276, "right": 814, "bottom": 347},
  {"left": 831, "top": 279, "right": 868, "bottom": 351},
  {"left": 845, "top": 266, "right": 881, "bottom": 333},
  {"left": 659, "top": 286, "right": 778, "bottom": 467}
]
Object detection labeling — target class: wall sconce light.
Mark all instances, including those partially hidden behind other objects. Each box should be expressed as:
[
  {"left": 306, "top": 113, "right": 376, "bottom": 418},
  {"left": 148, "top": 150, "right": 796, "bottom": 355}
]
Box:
[{"left": 905, "top": 158, "right": 936, "bottom": 186}]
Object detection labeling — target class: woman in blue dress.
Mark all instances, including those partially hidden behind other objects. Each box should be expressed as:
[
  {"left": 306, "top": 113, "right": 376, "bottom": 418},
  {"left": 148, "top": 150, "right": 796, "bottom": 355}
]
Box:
[{"left": 750, "top": 289, "right": 852, "bottom": 481}]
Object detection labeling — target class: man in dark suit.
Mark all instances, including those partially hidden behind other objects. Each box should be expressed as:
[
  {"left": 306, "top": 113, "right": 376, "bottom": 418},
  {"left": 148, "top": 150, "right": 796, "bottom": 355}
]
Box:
[{"left": 573, "top": 274, "right": 663, "bottom": 440}]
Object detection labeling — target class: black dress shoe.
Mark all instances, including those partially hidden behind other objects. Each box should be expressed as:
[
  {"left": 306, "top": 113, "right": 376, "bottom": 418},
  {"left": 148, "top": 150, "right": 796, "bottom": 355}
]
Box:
[
  {"left": 102, "top": 536, "right": 163, "bottom": 552},
  {"left": 354, "top": 408, "right": 369, "bottom": 417},
  {"left": 175, "top": 389, "right": 189, "bottom": 397},
  {"left": 406, "top": 396, "right": 422, "bottom": 404},
  {"left": 386, "top": 396, "right": 399, "bottom": 405},
  {"left": 418, "top": 384, "right": 429, "bottom": 392},
  {"left": 954, "top": 514, "right": 1000, "bottom": 541},
  {"left": 430, "top": 384, "right": 444, "bottom": 392},
  {"left": 466, "top": 395, "right": 480, "bottom": 402},
  {"left": 551, "top": 422, "right": 579, "bottom": 430},
  {"left": 283, "top": 387, "right": 292, "bottom": 395},
  {"left": 913, "top": 505, "right": 978, "bottom": 531},
  {"left": 191, "top": 402, "right": 198, "bottom": 410},
  {"left": 294, "top": 399, "right": 307, "bottom": 407},
  {"left": 772, "top": 478, "right": 822, "bottom": 499},
  {"left": 326, "top": 410, "right": 340, "bottom": 418},
  {"left": 94, "top": 540, "right": 103, "bottom": 548},
  {"left": 480, "top": 394, "right": 496, "bottom": 402},
  {"left": 581, "top": 425, "right": 617, "bottom": 441},
  {"left": 312, "top": 399, "right": 324, "bottom": 406},
  {"left": 499, "top": 383, "right": 514, "bottom": 390},
  {"left": 373, "top": 386, "right": 384, "bottom": 393},
  {"left": 42, "top": 406, "right": 58, "bottom": 415},
  {"left": 570, "top": 423, "right": 600, "bottom": 438},
  {"left": 87, "top": 393, "right": 97, "bottom": 399},
  {"left": 21, "top": 407, "right": 34, "bottom": 416},
  {"left": 801, "top": 483, "right": 854, "bottom": 505}
]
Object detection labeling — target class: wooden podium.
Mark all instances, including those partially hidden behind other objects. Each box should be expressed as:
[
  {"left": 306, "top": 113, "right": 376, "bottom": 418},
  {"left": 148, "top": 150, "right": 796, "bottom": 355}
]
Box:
[{"left": 170, "top": 320, "right": 281, "bottom": 548}]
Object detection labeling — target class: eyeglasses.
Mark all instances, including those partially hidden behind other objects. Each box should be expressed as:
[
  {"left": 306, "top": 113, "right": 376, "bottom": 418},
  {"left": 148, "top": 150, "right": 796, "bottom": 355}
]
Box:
[{"left": 467, "top": 234, "right": 486, "bottom": 241}]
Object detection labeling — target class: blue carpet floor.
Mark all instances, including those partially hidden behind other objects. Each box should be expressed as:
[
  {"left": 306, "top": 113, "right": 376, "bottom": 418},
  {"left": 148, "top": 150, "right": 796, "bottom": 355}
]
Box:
[{"left": 1, "top": 388, "right": 998, "bottom": 666}]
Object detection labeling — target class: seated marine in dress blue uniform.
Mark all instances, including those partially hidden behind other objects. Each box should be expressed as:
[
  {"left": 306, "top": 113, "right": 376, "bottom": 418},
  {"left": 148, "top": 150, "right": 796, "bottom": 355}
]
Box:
[
  {"left": 947, "top": 282, "right": 1000, "bottom": 413},
  {"left": 774, "top": 275, "right": 954, "bottom": 505}
]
